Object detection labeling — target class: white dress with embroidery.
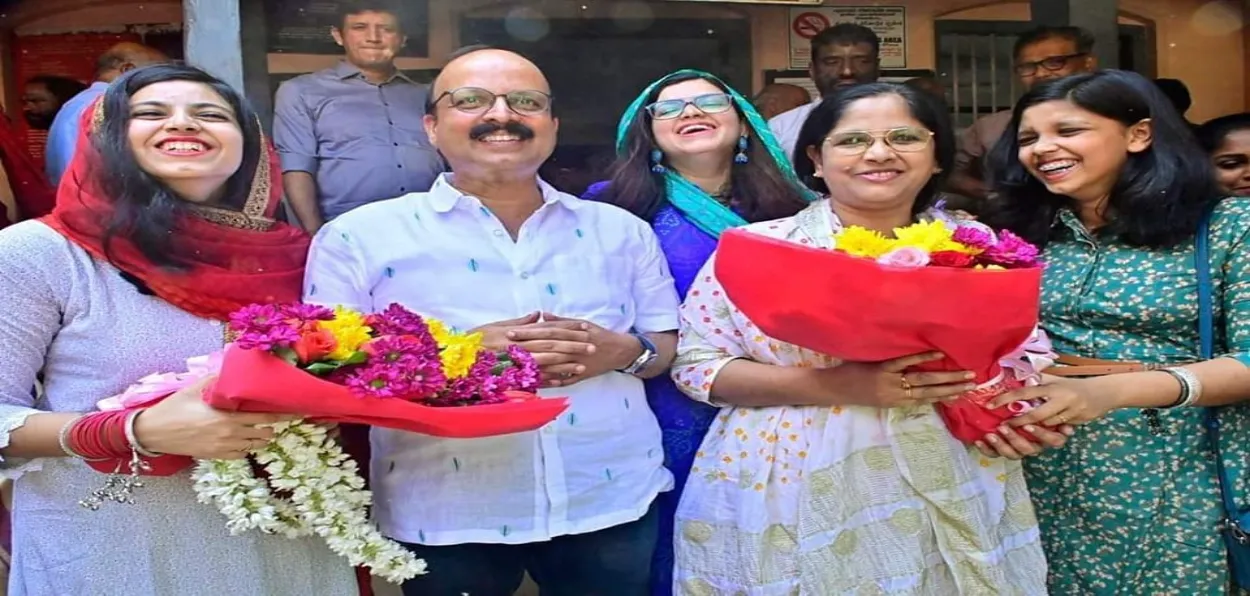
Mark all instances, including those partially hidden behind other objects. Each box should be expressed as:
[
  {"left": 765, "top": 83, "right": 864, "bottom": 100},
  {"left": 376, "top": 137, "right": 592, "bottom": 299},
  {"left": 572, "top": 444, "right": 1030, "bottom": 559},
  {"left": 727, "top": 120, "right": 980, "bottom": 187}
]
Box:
[{"left": 670, "top": 200, "right": 1047, "bottom": 596}]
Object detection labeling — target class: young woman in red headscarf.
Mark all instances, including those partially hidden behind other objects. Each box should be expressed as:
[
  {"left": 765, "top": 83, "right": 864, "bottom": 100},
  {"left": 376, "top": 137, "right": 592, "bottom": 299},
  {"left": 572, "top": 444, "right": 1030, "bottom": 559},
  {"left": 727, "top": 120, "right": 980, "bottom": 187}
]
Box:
[
  {"left": 0, "top": 64, "right": 360, "bottom": 596},
  {"left": 0, "top": 112, "right": 55, "bottom": 228}
]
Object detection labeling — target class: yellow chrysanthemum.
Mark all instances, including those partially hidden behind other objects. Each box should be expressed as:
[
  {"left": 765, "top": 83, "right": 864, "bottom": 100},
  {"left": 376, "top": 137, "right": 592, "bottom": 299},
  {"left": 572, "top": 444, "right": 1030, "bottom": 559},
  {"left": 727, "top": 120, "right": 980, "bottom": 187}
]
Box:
[
  {"left": 425, "top": 318, "right": 453, "bottom": 348},
  {"left": 439, "top": 332, "right": 483, "bottom": 379},
  {"left": 321, "top": 306, "right": 373, "bottom": 361},
  {"left": 833, "top": 226, "right": 896, "bottom": 258},
  {"left": 891, "top": 220, "right": 956, "bottom": 253}
]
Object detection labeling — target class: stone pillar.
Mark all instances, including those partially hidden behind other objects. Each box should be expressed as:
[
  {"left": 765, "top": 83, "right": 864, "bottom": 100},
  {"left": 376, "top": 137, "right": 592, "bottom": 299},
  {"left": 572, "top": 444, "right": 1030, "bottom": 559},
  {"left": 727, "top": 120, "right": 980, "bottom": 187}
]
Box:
[{"left": 182, "top": 0, "right": 272, "bottom": 129}]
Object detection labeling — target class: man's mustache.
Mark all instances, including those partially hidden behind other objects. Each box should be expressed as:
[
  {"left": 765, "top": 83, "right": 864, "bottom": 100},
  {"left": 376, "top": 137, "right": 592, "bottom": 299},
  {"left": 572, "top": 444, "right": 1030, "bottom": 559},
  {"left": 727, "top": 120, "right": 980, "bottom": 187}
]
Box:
[{"left": 469, "top": 121, "right": 535, "bottom": 141}]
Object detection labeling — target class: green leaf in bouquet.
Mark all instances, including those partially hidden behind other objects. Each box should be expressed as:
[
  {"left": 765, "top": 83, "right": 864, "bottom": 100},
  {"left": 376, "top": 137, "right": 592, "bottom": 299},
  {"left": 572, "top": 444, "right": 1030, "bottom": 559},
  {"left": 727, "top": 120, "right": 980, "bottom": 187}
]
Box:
[
  {"left": 274, "top": 347, "right": 299, "bottom": 366},
  {"left": 305, "top": 362, "right": 342, "bottom": 376},
  {"left": 342, "top": 351, "right": 369, "bottom": 365}
]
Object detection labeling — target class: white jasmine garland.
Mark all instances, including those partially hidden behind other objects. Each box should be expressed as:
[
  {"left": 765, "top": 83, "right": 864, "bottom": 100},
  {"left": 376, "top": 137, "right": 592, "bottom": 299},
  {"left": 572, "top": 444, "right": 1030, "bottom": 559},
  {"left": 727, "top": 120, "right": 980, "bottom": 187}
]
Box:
[{"left": 191, "top": 420, "right": 427, "bottom": 583}]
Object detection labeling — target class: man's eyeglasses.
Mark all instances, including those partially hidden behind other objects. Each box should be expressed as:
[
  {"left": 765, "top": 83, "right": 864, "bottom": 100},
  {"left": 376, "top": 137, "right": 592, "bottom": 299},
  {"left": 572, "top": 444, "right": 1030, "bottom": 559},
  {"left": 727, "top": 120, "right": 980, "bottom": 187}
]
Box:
[
  {"left": 645, "top": 93, "right": 734, "bottom": 120},
  {"left": 822, "top": 127, "right": 934, "bottom": 155},
  {"left": 1014, "top": 53, "right": 1087, "bottom": 77},
  {"left": 432, "top": 87, "right": 553, "bottom": 115}
]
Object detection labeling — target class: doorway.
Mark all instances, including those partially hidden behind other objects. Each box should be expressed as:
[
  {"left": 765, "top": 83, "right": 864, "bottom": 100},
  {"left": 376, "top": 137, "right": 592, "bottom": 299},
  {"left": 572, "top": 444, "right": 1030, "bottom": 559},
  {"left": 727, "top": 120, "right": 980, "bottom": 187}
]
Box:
[{"left": 460, "top": 16, "right": 753, "bottom": 195}]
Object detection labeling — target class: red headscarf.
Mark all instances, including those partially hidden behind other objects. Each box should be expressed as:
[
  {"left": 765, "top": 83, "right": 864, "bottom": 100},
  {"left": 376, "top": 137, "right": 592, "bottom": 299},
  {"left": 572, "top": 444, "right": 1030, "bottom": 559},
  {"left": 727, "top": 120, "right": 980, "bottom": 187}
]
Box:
[
  {"left": 0, "top": 114, "right": 56, "bottom": 227},
  {"left": 41, "top": 98, "right": 311, "bottom": 321}
]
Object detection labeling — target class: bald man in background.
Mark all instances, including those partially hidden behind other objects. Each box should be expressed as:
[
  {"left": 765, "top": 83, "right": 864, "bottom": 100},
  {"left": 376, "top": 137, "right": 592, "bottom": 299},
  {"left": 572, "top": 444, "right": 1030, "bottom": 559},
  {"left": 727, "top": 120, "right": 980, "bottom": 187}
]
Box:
[
  {"left": 45, "top": 42, "right": 168, "bottom": 185},
  {"left": 753, "top": 83, "right": 811, "bottom": 121}
]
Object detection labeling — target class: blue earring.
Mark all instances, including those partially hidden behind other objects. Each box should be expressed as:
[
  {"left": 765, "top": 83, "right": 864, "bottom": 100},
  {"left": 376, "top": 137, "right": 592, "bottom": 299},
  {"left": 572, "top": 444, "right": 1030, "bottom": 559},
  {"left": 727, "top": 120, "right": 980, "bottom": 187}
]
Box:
[
  {"left": 734, "top": 136, "right": 749, "bottom": 164},
  {"left": 650, "top": 148, "right": 667, "bottom": 174}
]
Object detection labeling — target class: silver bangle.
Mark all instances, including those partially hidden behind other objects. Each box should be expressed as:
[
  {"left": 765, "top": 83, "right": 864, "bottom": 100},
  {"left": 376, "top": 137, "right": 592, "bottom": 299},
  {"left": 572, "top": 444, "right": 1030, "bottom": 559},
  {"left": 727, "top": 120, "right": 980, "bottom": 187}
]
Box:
[
  {"left": 123, "top": 410, "right": 161, "bottom": 458},
  {"left": 57, "top": 414, "right": 109, "bottom": 461},
  {"left": 1160, "top": 367, "right": 1202, "bottom": 408}
]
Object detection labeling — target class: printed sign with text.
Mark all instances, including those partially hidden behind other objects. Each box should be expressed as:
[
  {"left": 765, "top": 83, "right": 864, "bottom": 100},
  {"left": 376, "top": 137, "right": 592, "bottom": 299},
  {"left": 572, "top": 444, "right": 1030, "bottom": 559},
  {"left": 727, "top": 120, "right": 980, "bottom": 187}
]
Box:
[{"left": 788, "top": 6, "right": 906, "bottom": 70}]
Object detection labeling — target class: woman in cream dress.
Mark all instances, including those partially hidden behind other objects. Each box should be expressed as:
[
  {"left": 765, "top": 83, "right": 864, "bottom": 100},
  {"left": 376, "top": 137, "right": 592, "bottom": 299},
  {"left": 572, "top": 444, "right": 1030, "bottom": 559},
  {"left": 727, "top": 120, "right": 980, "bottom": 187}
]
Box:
[{"left": 670, "top": 83, "right": 1056, "bottom": 595}]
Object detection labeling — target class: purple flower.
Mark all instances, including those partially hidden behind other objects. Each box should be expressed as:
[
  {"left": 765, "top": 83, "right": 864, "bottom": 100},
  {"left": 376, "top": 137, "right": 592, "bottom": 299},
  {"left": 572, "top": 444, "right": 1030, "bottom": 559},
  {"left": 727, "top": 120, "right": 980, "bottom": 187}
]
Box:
[
  {"left": 499, "top": 345, "right": 541, "bottom": 392},
  {"left": 430, "top": 351, "right": 501, "bottom": 406},
  {"left": 401, "top": 357, "right": 448, "bottom": 397},
  {"left": 366, "top": 303, "right": 435, "bottom": 342},
  {"left": 952, "top": 221, "right": 998, "bottom": 250},
  {"left": 351, "top": 336, "right": 448, "bottom": 399},
  {"left": 229, "top": 304, "right": 302, "bottom": 351},
  {"left": 980, "top": 229, "right": 1041, "bottom": 268},
  {"left": 279, "top": 303, "right": 335, "bottom": 322},
  {"left": 364, "top": 335, "right": 436, "bottom": 363},
  {"left": 344, "top": 363, "right": 406, "bottom": 398}
]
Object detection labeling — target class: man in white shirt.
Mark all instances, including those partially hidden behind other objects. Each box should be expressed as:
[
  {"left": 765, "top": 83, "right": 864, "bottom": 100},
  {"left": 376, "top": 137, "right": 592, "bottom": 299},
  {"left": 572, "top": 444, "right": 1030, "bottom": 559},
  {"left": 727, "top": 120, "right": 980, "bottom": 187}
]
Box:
[
  {"left": 303, "top": 46, "right": 679, "bottom": 596},
  {"left": 769, "top": 23, "right": 881, "bottom": 161}
]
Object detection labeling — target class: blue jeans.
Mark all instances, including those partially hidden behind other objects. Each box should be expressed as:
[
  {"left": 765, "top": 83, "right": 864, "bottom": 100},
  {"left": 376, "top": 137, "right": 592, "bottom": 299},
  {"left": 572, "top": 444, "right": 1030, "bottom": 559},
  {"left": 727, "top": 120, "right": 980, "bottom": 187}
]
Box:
[{"left": 397, "top": 503, "right": 659, "bottom": 596}]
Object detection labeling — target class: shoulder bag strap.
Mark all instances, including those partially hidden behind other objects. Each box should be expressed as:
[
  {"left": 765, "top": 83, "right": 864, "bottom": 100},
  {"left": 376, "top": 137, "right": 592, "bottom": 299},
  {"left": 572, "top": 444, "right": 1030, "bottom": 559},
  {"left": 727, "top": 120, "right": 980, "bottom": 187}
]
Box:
[{"left": 1198, "top": 203, "right": 1242, "bottom": 525}]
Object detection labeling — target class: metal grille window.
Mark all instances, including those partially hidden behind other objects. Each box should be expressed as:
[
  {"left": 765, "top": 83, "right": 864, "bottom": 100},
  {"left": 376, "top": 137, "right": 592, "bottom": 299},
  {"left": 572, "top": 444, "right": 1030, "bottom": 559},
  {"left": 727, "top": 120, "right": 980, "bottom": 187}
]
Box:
[{"left": 935, "top": 20, "right": 1154, "bottom": 132}]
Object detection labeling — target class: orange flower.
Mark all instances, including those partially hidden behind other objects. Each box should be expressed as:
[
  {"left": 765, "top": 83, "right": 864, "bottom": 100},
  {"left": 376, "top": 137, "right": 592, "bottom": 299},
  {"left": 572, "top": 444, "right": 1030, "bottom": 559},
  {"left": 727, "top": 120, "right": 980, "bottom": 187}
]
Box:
[{"left": 293, "top": 327, "right": 338, "bottom": 364}]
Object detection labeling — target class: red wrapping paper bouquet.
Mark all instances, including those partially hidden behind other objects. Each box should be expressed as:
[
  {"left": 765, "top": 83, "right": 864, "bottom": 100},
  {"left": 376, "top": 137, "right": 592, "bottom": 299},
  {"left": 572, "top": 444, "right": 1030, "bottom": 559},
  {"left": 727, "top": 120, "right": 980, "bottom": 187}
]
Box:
[
  {"left": 81, "top": 302, "right": 568, "bottom": 583},
  {"left": 93, "top": 302, "right": 569, "bottom": 476},
  {"left": 714, "top": 216, "right": 1056, "bottom": 444}
]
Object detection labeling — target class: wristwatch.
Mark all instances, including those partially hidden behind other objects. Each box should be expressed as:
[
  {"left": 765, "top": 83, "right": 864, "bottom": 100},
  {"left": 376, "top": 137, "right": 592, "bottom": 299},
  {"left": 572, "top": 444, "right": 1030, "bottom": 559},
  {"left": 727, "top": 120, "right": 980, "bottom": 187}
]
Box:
[{"left": 619, "top": 333, "right": 659, "bottom": 376}]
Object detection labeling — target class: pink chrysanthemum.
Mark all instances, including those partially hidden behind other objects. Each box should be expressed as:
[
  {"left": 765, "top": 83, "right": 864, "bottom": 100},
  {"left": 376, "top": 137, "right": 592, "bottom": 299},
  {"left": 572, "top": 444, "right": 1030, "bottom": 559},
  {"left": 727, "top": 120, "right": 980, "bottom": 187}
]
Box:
[
  {"left": 229, "top": 304, "right": 302, "bottom": 351},
  {"left": 980, "top": 229, "right": 1041, "bottom": 268},
  {"left": 355, "top": 336, "right": 447, "bottom": 398},
  {"left": 344, "top": 363, "right": 408, "bottom": 399},
  {"left": 279, "top": 303, "right": 335, "bottom": 322},
  {"left": 499, "top": 345, "right": 541, "bottom": 392},
  {"left": 366, "top": 303, "right": 436, "bottom": 344},
  {"left": 364, "top": 335, "right": 435, "bottom": 363},
  {"left": 951, "top": 222, "right": 997, "bottom": 250},
  {"left": 430, "top": 351, "right": 502, "bottom": 406}
]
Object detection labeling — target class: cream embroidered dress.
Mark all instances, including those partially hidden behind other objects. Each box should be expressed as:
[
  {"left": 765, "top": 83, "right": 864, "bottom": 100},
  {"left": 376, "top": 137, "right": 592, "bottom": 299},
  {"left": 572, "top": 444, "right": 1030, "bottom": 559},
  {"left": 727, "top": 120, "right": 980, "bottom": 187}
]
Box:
[{"left": 670, "top": 199, "right": 1047, "bottom": 596}]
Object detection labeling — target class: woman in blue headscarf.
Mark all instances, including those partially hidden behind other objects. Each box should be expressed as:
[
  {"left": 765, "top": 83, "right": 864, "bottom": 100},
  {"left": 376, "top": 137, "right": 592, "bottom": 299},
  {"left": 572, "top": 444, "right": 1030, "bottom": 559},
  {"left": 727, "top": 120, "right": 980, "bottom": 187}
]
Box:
[{"left": 584, "top": 69, "right": 814, "bottom": 595}]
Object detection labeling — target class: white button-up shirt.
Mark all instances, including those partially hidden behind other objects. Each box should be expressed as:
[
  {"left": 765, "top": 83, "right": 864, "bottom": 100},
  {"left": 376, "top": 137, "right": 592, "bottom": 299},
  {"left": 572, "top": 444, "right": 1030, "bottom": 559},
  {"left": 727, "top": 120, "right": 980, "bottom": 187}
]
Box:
[
  {"left": 768, "top": 99, "right": 821, "bottom": 163},
  {"left": 303, "top": 173, "right": 678, "bottom": 545}
]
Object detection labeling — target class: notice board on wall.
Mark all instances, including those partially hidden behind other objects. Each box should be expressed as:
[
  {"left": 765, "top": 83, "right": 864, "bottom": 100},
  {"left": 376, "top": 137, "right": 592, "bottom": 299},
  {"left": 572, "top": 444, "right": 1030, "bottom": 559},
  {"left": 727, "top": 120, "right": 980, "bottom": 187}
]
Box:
[
  {"left": 788, "top": 6, "right": 907, "bottom": 69},
  {"left": 264, "top": 0, "right": 429, "bottom": 57},
  {"left": 11, "top": 32, "right": 142, "bottom": 163}
]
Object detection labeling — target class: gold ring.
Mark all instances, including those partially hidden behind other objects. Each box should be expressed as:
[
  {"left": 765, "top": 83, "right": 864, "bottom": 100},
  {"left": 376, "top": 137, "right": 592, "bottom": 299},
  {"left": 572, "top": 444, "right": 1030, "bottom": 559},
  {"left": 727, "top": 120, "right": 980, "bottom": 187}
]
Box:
[
  {"left": 900, "top": 375, "right": 913, "bottom": 399},
  {"left": 1056, "top": 414, "right": 1069, "bottom": 425}
]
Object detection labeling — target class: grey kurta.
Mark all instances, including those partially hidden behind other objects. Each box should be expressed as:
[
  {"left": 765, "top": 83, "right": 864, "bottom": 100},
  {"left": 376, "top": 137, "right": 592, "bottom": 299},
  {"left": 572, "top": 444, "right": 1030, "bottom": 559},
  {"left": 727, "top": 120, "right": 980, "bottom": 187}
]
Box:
[{"left": 0, "top": 221, "right": 357, "bottom": 596}]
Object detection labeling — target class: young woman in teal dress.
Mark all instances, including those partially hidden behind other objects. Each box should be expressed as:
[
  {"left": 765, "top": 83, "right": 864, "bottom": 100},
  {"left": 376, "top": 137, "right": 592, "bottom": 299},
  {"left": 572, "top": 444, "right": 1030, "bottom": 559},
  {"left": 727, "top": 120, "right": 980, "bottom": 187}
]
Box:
[
  {"left": 983, "top": 69, "right": 1250, "bottom": 594},
  {"left": 583, "top": 69, "right": 813, "bottom": 595}
]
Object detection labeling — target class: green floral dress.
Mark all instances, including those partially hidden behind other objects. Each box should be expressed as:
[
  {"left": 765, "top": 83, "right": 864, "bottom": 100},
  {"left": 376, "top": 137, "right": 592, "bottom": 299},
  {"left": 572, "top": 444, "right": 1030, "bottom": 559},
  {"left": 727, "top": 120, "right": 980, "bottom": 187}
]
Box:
[{"left": 1027, "top": 199, "right": 1250, "bottom": 595}]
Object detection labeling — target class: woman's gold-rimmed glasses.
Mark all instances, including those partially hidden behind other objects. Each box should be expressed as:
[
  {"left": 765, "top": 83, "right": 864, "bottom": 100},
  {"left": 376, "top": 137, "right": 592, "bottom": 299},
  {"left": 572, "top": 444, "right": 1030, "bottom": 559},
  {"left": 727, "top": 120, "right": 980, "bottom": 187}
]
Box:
[{"left": 822, "top": 127, "right": 934, "bottom": 156}]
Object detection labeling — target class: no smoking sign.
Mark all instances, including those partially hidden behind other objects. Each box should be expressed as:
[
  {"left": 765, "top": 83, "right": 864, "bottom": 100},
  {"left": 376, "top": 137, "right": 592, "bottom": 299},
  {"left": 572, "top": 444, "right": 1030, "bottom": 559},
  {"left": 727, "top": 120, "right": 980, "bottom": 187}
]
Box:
[{"left": 792, "top": 12, "right": 830, "bottom": 39}]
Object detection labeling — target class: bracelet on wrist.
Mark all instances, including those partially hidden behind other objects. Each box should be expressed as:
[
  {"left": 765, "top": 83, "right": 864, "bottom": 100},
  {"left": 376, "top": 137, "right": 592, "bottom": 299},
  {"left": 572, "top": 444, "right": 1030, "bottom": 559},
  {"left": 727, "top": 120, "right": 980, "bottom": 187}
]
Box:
[
  {"left": 1159, "top": 367, "right": 1202, "bottom": 408},
  {"left": 58, "top": 415, "right": 108, "bottom": 461},
  {"left": 123, "top": 410, "right": 162, "bottom": 458}
]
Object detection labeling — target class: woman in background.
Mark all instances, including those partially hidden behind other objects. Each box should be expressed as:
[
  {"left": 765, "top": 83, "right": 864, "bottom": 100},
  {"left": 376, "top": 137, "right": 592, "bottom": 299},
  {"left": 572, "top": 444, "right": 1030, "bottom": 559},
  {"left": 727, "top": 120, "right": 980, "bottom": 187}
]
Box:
[
  {"left": 585, "top": 69, "right": 812, "bottom": 595},
  {"left": 1197, "top": 112, "right": 1250, "bottom": 197}
]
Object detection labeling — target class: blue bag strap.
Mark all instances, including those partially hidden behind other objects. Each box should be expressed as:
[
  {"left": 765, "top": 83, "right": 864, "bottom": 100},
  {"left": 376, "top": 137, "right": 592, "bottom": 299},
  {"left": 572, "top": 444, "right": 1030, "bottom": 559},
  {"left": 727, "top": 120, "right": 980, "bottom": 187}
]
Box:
[{"left": 1197, "top": 202, "right": 1242, "bottom": 526}]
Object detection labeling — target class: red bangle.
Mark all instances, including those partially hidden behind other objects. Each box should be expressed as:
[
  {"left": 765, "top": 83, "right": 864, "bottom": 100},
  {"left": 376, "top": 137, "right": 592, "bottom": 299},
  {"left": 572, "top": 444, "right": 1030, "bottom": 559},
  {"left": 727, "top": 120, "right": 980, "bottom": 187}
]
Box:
[{"left": 67, "top": 411, "right": 130, "bottom": 460}]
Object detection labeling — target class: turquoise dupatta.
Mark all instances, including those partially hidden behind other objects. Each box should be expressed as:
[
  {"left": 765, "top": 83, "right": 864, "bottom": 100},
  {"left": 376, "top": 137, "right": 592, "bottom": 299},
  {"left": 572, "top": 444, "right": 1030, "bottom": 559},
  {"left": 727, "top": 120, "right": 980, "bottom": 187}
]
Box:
[{"left": 613, "top": 69, "right": 817, "bottom": 238}]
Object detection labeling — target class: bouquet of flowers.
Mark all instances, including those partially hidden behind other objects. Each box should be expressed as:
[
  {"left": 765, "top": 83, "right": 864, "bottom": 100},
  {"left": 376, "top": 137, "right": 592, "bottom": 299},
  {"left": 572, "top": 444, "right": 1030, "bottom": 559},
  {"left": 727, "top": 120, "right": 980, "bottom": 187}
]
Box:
[
  {"left": 89, "top": 303, "right": 569, "bottom": 583},
  {"left": 714, "top": 216, "right": 1056, "bottom": 444}
]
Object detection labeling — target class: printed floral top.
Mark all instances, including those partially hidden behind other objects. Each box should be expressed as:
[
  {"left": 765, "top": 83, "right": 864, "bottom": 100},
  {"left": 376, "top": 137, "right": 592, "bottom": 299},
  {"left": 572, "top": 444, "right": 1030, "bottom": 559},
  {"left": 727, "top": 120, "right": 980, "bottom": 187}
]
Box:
[
  {"left": 1026, "top": 199, "right": 1250, "bottom": 594},
  {"left": 669, "top": 199, "right": 1048, "bottom": 595}
]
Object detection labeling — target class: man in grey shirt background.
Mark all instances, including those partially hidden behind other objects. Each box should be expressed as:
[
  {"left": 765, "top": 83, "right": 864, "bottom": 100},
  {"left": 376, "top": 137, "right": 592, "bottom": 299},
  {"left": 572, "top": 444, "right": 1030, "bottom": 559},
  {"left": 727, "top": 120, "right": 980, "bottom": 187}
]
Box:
[{"left": 273, "top": 0, "right": 444, "bottom": 233}]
